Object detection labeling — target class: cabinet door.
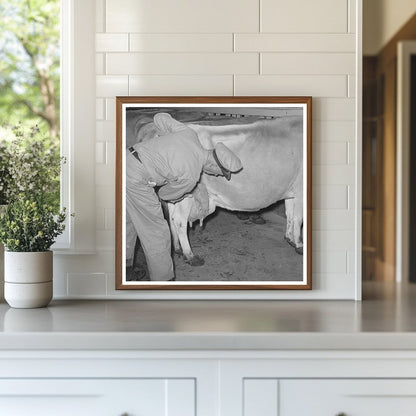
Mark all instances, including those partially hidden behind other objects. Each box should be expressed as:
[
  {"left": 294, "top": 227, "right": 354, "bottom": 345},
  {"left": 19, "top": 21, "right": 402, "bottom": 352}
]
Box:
[
  {"left": 0, "top": 379, "right": 195, "bottom": 416},
  {"left": 280, "top": 380, "right": 416, "bottom": 416}
]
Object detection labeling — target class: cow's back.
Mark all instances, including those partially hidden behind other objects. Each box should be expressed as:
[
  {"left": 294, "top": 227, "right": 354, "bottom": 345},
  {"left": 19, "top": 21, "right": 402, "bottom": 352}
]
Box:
[{"left": 190, "top": 117, "right": 303, "bottom": 211}]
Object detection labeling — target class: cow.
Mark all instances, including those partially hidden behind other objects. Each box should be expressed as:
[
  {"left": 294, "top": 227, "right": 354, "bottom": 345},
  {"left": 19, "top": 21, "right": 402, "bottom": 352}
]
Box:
[{"left": 165, "top": 117, "right": 304, "bottom": 266}]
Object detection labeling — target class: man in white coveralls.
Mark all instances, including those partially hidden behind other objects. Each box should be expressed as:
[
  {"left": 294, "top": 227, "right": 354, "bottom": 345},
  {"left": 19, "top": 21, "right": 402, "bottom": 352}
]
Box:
[{"left": 126, "top": 112, "right": 243, "bottom": 282}]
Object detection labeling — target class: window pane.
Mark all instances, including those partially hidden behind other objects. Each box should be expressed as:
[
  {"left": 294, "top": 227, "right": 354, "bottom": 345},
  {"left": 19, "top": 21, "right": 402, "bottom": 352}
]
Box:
[{"left": 0, "top": 0, "right": 60, "bottom": 209}]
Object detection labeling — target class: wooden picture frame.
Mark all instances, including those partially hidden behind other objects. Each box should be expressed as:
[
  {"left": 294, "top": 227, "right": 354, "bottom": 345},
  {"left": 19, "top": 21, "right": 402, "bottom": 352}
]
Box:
[{"left": 116, "top": 97, "right": 312, "bottom": 290}]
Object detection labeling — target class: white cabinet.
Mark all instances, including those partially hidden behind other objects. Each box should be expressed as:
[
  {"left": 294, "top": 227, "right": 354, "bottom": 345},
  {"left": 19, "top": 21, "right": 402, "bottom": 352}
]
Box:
[
  {"left": 281, "top": 380, "right": 416, "bottom": 416},
  {"left": 239, "top": 379, "right": 416, "bottom": 416},
  {"left": 219, "top": 353, "right": 416, "bottom": 415},
  {"left": 0, "top": 379, "right": 195, "bottom": 416},
  {"left": 0, "top": 353, "right": 217, "bottom": 416},
  {"left": 1, "top": 350, "right": 416, "bottom": 415}
]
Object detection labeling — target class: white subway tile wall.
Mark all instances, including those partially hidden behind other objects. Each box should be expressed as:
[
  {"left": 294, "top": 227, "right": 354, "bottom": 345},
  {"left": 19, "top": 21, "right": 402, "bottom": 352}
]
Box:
[
  {"left": 67, "top": 273, "right": 107, "bottom": 296},
  {"left": 261, "top": 0, "right": 348, "bottom": 33},
  {"left": 96, "top": 164, "right": 115, "bottom": 187},
  {"left": 63, "top": 0, "right": 359, "bottom": 299},
  {"left": 95, "top": 0, "right": 105, "bottom": 32},
  {"left": 95, "top": 53, "right": 105, "bottom": 75},
  {"left": 96, "top": 75, "right": 128, "bottom": 97},
  {"left": 235, "top": 75, "right": 348, "bottom": 97},
  {"left": 105, "top": 98, "right": 116, "bottom": 120},
  {"left": 105, "top": 0, "right": 260, "bottom": 33},
  {"left": 128, "top": 75, "right": 234, "bottom": 96},
  {"left": 312, "top": 210, "right": 355, "bottom": 231},
  {"left": 348, "top": 75, "right": 357, "bottom": 98},
  {"left": 261, "top": 53, "right": 355, "bottom": 75},
  {"left": 349, "top": 0, "right": 357, "bottom": 33},
  {"left": 313, "top": 165, "right": 355, "bottom": 185},
  {"left": 96, "top": 142, "right": 106, "bottom": 164},
  {"left": 314, "top": 142, "right": 350, "bottom": 166},
  {"left": 313, "top": 98, "right": 355, "bottom": 121},
  {"left": 313, "top": 252, "right": 348, "bottom": 274},
  {"left": 235, "top": 34, "right": 356, "bottom": 53},
  {"left": 106, "top": 53, "right": 260, "bottom": 75},
  {"left": 313, "top": 121, "right": 355, "bottom": 141},
  {"left": 96, "top": 98, "right": 105, "bottom": 120},
  {"left": 96, "top": 121, "right": 116, "bottom": 143},
  {"left": 129, "top": 34, "right": 234, "bottom": 52},
  {"left": 96, "top": 33, "right": 129, "bottom": 52},
  {"left": 313, "top": 185, "right": 349, "bottom": 210}
]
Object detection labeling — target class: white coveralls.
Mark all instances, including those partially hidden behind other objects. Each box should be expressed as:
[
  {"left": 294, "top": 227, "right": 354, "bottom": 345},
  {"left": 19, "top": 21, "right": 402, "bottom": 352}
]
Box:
[{"left": 126, "top": 121, "right": 208, "bottom": 281}]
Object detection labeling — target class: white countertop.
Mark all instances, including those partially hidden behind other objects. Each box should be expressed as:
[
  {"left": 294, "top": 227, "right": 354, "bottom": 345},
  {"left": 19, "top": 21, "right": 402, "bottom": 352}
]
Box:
[{"left": 1, "top": 282, "right": 416, "bottom": 351}]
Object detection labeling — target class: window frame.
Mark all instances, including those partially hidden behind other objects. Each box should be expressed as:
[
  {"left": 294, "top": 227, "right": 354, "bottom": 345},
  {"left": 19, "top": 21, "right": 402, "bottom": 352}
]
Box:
[{"left": 53, "top": 0, "right": 95, "bottom": 253}]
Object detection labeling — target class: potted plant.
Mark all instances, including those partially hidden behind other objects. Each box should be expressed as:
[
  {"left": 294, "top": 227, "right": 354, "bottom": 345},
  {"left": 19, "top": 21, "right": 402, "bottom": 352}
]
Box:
[
  {"left": 0, "top": 124, "right": 65, "bottom": 308},
  {"left": 0, "top": 197, "right": 66, "bottom": 308}
]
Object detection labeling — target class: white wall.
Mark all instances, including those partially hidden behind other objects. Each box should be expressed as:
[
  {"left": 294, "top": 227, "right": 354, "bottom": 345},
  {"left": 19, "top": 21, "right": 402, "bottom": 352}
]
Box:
[
  {"left": 364, "top": 0, "right": 416, "bottom": 55},
  {"left": 54, "top": 0, "right": 361, "bottom": 300}
]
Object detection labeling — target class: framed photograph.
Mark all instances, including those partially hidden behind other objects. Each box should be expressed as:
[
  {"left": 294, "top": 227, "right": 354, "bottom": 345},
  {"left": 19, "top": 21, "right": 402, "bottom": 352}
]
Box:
[{"left": 116, "top": 97, "right": 311, "bottom": 290}]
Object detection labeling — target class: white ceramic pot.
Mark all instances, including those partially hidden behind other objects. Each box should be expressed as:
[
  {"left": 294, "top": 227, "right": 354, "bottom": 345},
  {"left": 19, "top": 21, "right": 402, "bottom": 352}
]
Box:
[{"left": 4, "top": 251, "right": 53, "bottom": 308}]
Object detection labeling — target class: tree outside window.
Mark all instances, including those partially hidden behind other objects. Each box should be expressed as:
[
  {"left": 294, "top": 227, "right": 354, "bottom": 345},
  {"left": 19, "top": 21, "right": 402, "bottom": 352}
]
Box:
[{"left": 0, "top": 0, "right": 60, "bottom": 208}]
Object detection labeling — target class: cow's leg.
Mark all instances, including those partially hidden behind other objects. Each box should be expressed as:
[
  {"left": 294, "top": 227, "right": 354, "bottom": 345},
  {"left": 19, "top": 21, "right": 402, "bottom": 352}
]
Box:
[
  {"left": 293, "top": 196, "right": 303, "bottom": 255},
  {"left": 167, "top": 203, "right": 181, "bottom": 255},
  {"left": 284, "top": 198, "right": 296, "bottom": 248},
  {"left": 170, "top": 199, "right": 205, "bottom": 267}
]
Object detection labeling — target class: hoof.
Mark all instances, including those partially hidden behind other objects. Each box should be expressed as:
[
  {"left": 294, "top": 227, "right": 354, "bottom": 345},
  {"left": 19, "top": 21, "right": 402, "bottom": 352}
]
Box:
[
  {"left": 236, "top": 212, "right": 249, "bottom": 221},
  {"left": 295, "top": 246, "right": 303, "bottom": 255},
  {"left": 132, "top": 268, "right": 150, "bottom": 281},
  {"left": 250, "top": 215, "right": 266, "bottom": 225},
  {"left": 186, "top": 255, "right": 205, "bottom": 267},
  {"left": 284, "top": 235, "right": 296, "bottom": 248}
]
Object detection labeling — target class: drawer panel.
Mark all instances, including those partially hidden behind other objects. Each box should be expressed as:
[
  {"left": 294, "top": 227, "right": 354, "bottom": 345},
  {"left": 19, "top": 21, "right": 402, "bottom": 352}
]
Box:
[
  {"left": 280, "top": 380, "right": 416, "bottom": 416},
  {"left": 0, "top": 379, "right": 195, "bottom": 416}
]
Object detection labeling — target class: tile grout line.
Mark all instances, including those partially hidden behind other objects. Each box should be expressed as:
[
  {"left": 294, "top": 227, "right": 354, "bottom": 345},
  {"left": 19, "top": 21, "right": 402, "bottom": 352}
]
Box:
[
  {"left": 233, "top": 74, "right": 236, "bottom": 96},
  {"left": 347, "top": 0, "right": 351, "bottom": 33},
  {"left": 347, "top": 141, "right": 350, "bottom": 165},
  {"left": 346, "top": 251, "right": 349, "bottom": 274},
  {"left": 259, "top": 53, "right": 262, "bottom": 75},
  {"left": 259, "top": 0, "right": 262, "bottom": 32},
  {"left": 103, "top": 0, "right": 106, "bottom": 33},
  {"left": 347, "top": 185, "right": 350, "bottom": 210}
]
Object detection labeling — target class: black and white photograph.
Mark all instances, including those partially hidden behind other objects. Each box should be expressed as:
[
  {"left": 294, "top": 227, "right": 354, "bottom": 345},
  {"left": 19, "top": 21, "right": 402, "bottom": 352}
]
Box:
[{"left": 116, "top": 97, "right": 311, "bottom": 290}]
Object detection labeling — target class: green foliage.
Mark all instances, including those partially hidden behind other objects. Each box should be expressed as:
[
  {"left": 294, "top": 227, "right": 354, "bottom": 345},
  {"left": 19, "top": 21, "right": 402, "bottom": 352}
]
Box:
[
  {"left": 0, "top": 124, "right": 61, "bottom": 210},
  {"left": 0, "top": 141, "right": 13, "bottom": 205},
  {"left": 0, "top": 0, "right": 60, "bottom": 139},
  {"left": 0, "top": 196, "right": 66, "bottom": 252}
]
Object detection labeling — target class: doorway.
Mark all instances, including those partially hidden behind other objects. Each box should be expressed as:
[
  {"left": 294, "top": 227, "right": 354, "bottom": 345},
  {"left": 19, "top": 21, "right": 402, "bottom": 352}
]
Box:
[
  {"left": 396, "top": 41, "right": 416, "bottom": 283},
  {"left": 410, "top": 54, "right": 416, "bottom": 282},
  {"left": 362, "top": 8, "right": 416, "bottom": 282}
]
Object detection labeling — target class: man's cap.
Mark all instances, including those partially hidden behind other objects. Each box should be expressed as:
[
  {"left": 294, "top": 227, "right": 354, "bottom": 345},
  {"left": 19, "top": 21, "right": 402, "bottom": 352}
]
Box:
[
  {"left": 154, "top": 113, "right": 187, "bottom": 134},
  {"left": 213, "top": 143, "right": 243, "bottom": 180}
]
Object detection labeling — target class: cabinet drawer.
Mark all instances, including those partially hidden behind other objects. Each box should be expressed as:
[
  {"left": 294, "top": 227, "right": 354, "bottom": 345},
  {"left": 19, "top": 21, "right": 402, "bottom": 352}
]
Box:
[
  {"left": 0, "top": 379, "right": 195, "bottom": 416},
  {"left": 280, "top": 380, "right": 416, "bottom": 416}
]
